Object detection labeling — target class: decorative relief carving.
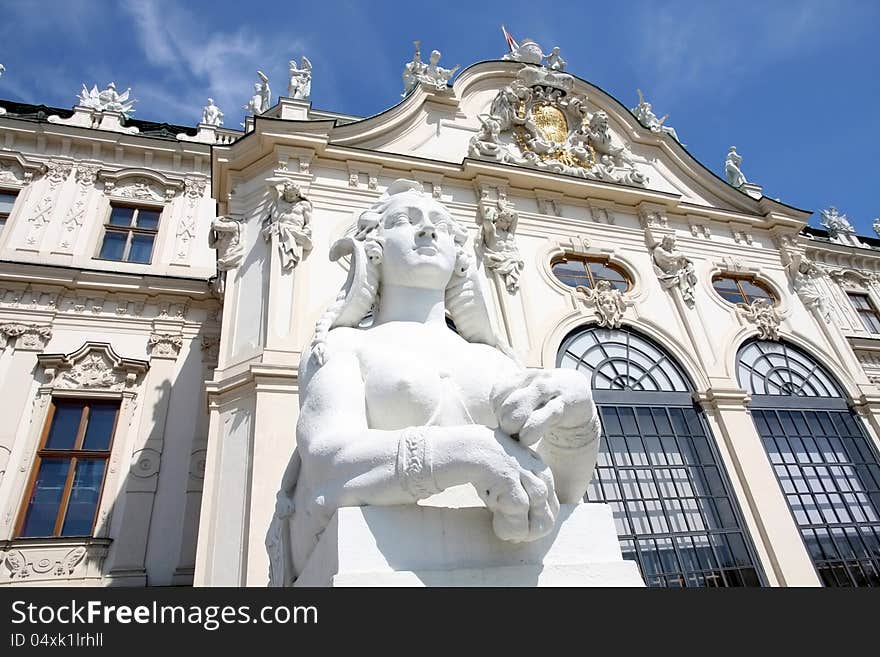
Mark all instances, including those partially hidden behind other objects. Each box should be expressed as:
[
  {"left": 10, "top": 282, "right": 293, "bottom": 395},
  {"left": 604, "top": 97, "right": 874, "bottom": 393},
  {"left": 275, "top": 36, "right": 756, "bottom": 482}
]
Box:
[
  {"left": 38, "top": 342, "right": 148, "bottom": 392},
  {"left": 3, "top": 545, "right": 86, "bottom": 579},
  {"left": 110, "top": 177, "right": 166, "bottom": 203},
  {"left": 476, "top": 191, "right": 524, "bottom": 294},
  {"left": 131, "top": 448, "right": 161, "bottom": 478},
  {"left": 468, "top": 64, "right": 647, "bottom": 186},
  {"left": 148, "top": 333, "right": 183, "bottom": 359},
  {"left": 0, "top": 323, "right": 52, "bottom": 351},
  {"left": 23, "top": 196, "right": 54, "bottom": 247},
  {"left": 741, "top": 299, "right": 782, "bottom": 340},
  {"left": 638, "top": 206, "right": 667, "bottom": 228},
  {"left": 577, "top": 280, "right": 631, "bottom": 328},
  {"left": 189, "top": 448, "right": 207, "bottom": 480},
  {"left": 174, "top": 176, "right": 207, "bottom": 262}
]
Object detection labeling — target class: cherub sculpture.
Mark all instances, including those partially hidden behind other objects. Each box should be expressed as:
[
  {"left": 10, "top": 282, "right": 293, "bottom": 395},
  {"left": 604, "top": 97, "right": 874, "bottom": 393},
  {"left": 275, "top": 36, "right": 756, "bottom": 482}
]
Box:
[
  {"left": 266, "top": 180, "right": 601, "bottom": 586},
  {"left": 263, "top": 178, "right": 313, "bottom": 270}
]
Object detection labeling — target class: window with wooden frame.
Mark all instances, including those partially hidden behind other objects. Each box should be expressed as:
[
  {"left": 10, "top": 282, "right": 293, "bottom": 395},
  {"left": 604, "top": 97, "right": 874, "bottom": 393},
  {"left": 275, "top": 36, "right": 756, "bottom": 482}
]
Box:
[
  {"left": 16, "top": 399, "right": 120, "bottom": 538},
  {"left": 711, "top": 274, "right": 775, "bottom": 305},
  {"left": 96, "top": 203, "right": 161, "bottom": 264},
  {"left": 0, "top": 190, "right": 18, "bottom": 231},
  {"left": 551, "top": 254, "right": 631, "bottom": 292},
  {"left": 848, "top": 292, "right": 880, "bottom": 334}
]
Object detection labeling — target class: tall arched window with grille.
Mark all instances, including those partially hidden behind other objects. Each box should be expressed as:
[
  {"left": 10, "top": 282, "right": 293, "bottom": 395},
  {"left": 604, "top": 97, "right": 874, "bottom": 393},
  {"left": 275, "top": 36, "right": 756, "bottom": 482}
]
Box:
[
  {"left": 738, "top": 340, "right": 880, "bottom": 586},
  {"left": 558, "top": 325, "right": 764, "bottom": 587}
]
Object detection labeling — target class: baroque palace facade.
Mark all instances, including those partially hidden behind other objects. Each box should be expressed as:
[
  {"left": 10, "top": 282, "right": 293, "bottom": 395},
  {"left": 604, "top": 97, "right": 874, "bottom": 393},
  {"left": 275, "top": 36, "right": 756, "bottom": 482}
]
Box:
[{"left": 1, "top": 43, "right": 880, "bottom": 587}]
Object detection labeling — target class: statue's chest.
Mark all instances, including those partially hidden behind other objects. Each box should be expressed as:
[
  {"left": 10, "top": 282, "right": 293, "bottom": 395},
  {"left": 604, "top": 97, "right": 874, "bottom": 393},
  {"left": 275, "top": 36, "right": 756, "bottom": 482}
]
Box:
[{"left": 359, "top": 340, "right": 492, "bottom": 430}]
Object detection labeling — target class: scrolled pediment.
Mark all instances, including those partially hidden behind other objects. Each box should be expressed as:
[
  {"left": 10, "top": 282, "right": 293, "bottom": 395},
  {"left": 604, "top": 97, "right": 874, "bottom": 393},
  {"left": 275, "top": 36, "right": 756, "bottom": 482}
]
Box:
[{"left": 37, "top": 342, "right": 149, "bottom": 392}]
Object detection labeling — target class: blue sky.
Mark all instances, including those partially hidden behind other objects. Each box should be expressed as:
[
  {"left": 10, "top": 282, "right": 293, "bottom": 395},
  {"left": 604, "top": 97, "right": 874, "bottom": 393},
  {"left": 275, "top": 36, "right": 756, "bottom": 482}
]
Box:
[{"left": 1, "top": 0, "right": 878, "bottom": 233}]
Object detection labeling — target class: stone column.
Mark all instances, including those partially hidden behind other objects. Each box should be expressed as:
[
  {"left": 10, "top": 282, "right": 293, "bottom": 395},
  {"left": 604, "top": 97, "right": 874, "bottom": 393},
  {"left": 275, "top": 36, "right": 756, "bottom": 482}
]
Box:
[{"left": 697, "top": 388, "right": 821, "bottom": 586}]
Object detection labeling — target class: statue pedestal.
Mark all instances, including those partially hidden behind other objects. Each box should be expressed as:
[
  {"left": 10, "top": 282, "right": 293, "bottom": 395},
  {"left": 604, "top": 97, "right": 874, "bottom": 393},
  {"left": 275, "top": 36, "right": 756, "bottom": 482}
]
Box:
[{"left": 294, "top": 503, "right": 644, "bottom": 587}]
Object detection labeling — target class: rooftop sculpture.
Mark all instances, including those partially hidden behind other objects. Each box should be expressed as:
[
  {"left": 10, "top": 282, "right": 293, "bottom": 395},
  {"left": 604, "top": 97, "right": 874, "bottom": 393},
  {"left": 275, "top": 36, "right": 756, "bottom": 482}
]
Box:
[
  {"left": 401, "top": 41, "right": 460, "bottom": 97},
  {"left": 77, "top": 82, "right": 137, "bottom": 116}
]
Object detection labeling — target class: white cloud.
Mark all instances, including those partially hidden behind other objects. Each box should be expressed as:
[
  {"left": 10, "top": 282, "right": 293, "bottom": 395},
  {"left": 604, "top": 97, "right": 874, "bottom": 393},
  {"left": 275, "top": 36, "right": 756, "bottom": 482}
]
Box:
[{"left": 121, "top": 0, "right": 310, "bottom": 125}]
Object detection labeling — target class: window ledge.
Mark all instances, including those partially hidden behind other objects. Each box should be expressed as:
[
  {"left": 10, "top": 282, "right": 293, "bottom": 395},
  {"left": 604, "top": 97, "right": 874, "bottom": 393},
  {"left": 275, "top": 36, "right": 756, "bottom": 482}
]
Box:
[{"left": 0, "top": 536, "right": 111, "bottom": 584}]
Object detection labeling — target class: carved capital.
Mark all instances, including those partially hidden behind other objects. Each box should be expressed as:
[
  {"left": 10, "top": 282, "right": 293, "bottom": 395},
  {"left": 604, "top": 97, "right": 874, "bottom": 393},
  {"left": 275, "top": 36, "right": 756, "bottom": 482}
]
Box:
[
  {"left": 74, "top": 163, "right": 100, "bottom": 187},
  {"left": 0, "top": 323, "right": 52, "bottom": 351},
  {"left": 44, "top": 159, "right": 73, "bottom": 188},
  {"left": 200, "top": 334, "right": 221, "bottom": 364},
  {"left": 148, "top": 333, "right": 183, "bottom": 359}
]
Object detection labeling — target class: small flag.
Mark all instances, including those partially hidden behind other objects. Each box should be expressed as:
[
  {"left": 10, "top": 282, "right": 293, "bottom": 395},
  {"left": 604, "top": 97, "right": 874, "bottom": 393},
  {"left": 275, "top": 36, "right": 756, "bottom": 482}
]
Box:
[{"left": 501, "top": 24, "right": 518, "bottom": 52}]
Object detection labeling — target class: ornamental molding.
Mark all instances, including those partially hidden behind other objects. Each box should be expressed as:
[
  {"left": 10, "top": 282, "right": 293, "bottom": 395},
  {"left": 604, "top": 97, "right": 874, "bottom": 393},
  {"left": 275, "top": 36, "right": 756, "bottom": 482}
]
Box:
[
  {"left": 173, "top": 175, "right": 209, "bottom": 263},
  {"left": 148, "top": 333, "right": 183, "bottom": 359},
  {"left": 37, "top": 342, "right": 148, "bottom": 392},
  {"left": 0, "top": 323, "right": 52, "bottom": 351},
  {"left": 826, "top": 267, "right": 876, "bottom": 290},
  {"left": 200, "top": 334, "right": 221, "bottom": 364}
]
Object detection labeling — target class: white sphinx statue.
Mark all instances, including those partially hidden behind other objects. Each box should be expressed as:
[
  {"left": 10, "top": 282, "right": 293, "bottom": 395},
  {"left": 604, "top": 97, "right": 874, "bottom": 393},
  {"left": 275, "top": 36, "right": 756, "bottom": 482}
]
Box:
[{"left": 267, "top": 180, "right": 602, "bottom": 586}]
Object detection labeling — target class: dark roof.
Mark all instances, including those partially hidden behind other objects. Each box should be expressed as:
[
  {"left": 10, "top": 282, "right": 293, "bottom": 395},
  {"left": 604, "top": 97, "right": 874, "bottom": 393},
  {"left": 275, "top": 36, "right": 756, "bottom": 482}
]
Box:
[
  {"left": 0, "top": 99, "right": 197, "bottom": 140},
  {"left": 802, "top": 224, "right": 880, "bottom": 251}
]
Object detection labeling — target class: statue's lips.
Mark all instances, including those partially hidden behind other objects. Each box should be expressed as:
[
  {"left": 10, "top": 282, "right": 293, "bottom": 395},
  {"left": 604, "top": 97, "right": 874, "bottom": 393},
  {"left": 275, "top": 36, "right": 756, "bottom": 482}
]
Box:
[{"left": 414, "top": 246, "right": 438, "bottom": 255}]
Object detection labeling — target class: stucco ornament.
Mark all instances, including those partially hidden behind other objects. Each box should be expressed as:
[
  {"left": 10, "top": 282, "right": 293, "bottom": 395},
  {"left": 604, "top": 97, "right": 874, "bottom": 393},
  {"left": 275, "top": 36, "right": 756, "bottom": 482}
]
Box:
[
  {"left": 651, "top": 234, "right": 697, "bottom": 306},
  {"left": 266, "top": 180, "right": 601, "bottom": 586},
  {"left": 631, "top": 89, "right": 679, "bottom": 142},
  {"left": 470, "top": 66, "right": 647, "bottom": 186},
  {"left": 263, "top": 178, "right": 313, "bottom": 270},
  {"left": 77, "top": 82, "right": 136, "bottom": 115},
  {"left": 873, "top": 217, "right": 880, "bottom": 239},
  {"left": 288, "top": 56, "right": 312, "bottom": 100},
  {"left": 401, "top": 41, "right": 460, "bottom": 97},
  {"left": 201, "top": 98, "right": 224, "bottom": 126},
  {"left": 476, "top": 193, "right": 524, "bottom": 293},
  {"left": 742, "top": 298, "right": 781, "bottom": 340},
  {"left": 577, "top": 280, "right": 631, "bottom": 328},
  {"left": 724, "top": 146, "right": 747, "bottom": 188}
]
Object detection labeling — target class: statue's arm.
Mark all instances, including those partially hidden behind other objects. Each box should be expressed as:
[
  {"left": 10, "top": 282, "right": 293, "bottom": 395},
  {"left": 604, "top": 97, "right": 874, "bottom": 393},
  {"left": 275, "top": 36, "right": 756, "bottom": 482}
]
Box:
[
  {"left": 490, "top": 363, "right": 601, "bottom": 504},
  {"left": 297, "top": 345, "right": 558, "bottom": 541}
]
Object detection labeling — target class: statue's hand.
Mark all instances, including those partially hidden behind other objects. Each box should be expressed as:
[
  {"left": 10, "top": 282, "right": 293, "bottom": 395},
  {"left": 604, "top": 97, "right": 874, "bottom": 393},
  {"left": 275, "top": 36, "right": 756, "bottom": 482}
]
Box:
[
  {"left": 471, "top": 429, "right": 559, "bottom": 543},
  {"left": 492, "top": 369, "right": 598, "bottom": 449}
]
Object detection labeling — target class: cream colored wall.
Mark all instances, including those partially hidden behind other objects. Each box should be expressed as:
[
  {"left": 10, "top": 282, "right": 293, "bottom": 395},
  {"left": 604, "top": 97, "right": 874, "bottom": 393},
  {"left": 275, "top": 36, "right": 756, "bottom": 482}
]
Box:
[
  {"left": 0, "top": 118, "right": 220, "bottom": 586},
  {"left": 194, "top": 149, "right": 880, "bottom": 586}
]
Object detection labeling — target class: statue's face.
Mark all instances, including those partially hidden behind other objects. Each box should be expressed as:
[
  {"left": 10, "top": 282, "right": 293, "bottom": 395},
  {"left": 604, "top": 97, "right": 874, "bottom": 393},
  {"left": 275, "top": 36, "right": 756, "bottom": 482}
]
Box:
[{"left": 379, "top": 193, "right": 458, "bottom": 290}]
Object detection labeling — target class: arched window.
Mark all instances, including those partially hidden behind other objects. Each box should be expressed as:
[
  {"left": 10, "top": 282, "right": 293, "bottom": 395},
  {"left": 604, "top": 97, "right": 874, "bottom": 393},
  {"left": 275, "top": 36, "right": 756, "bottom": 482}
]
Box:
[
  {"left": 552, "top": 255, "right": 630, "bottom": 292},
  {"left": 738, "top": 340, "right": 880, "bottom": 587},
  {"left": 559, "top": 326, "right": 763, "bottom": 587}
]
